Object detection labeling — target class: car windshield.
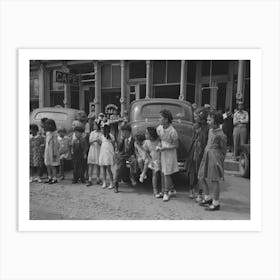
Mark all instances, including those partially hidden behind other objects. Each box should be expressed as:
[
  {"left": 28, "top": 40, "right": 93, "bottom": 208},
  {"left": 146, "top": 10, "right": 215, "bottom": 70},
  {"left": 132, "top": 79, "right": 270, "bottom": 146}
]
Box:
[
  {"left": 34, "top": 112, "right": 68, "bottom": 121},
  {"left": 140, "top": 103, "right": 192, "bottom": 121}
]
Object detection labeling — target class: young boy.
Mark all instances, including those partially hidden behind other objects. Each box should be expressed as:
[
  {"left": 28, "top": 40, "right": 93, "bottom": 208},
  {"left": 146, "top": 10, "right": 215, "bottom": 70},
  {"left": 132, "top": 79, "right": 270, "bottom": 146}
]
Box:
[
  {"left": 114, "top": 124, "right": 137, "bottom": 193},
  {"left": 71, "top": 126, "right": 88, "bottom": 184}
]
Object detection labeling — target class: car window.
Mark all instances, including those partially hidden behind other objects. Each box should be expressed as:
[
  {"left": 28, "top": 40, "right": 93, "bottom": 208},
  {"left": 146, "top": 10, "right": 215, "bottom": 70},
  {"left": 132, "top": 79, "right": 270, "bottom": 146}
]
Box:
[
  {"left": 34, "top": 112, "right": 68, "bottom": 121},
  {"left": 141, "top": 103, "right": 192, "bottom": 121}
]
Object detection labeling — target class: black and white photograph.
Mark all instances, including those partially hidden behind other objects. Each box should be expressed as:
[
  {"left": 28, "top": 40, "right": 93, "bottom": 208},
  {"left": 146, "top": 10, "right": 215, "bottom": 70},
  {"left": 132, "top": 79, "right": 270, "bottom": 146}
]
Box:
[{"left": 29, "top": 59, "right": 251, "bottom": 220}]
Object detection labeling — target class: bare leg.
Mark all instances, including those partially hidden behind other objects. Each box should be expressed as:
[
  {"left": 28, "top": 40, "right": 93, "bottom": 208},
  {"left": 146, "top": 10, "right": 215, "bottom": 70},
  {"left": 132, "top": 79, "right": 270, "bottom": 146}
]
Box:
[
  {"left": 46, "top": 165, "right": 52, "bottom": 179},
  {"left": 51, "top": 166, "right": 57, "bottom": 181},
  {"left": 139, "top": 160, "right": 149, "bottom": 183},
  {"left": 88, "top": 164, "right": 93, "bottom": 182},
  {"left": 152, "top": 170, "right": 159, "bottom": 195},
  {"left": 212, "top": 180, "right": 220, "bottom": 201},
  {"left": 107, "top": 165, "right": 114, "bottom": 187},
  {"left": 102, "top": 166, "right": 107, "bottom": 188},
  {"left": 164, "top": 175, "right": 172, "bottom": 194},
  {"left": 96, "top": 165, "right": 101, "bottom": 181}
]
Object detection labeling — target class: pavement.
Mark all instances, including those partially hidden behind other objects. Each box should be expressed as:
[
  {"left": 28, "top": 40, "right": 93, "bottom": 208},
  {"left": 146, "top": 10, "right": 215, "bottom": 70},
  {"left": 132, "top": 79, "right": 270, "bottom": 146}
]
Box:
[{"left": 30, "top": 171, "right": 250, "bottom": 220}]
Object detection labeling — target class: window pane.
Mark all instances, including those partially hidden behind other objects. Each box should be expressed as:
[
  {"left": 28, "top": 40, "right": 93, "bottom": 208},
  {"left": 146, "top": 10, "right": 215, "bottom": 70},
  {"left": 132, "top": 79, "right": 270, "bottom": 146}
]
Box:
[
  {"left": 186, "top": 84, "right": 195, "bottom": 103},
  {"left": 112, "top": 65, "right": 121, "bottom": 87},
  {"left": 140, "top": 84, "right": 146, "bottom": 99},
  {"left": 153, "top": 61, "right": 166, "bottom": 84},
  {"left": 202, "top": 60, "right": 211, "bottom": 76},
  {"left": 212, "top": 61, "right": 228, "bottom": 75},
  {"left": 167, "top": 60, "right": 180, "bottom": 83},
  {"left": 153, "top": 85, "right": 180, "bottom": 99},
  {"left": 101, "top": 64, "right": 111, "bottom": 88},
  {"left": 30, "top": 78, "right": 39, "bottom": 98},
  {"left": 129, "top": 61, "right": 146, "bottom": 79},
  {"left": 187, "top": 61, "right": 196, "bottom": 83}
]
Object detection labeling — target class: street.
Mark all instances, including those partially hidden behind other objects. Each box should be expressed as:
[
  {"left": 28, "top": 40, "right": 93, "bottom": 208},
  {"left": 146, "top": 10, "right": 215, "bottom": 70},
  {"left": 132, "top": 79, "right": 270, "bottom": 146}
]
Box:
[{"left": 30, "top": 171, "right": 250, "bottom": 220}]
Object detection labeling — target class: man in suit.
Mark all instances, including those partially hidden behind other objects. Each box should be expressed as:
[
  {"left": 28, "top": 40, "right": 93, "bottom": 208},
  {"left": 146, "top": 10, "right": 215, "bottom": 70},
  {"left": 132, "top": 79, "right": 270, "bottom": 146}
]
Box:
[{"left": 114, "top": 124, "right": 137, "bottom": 193}]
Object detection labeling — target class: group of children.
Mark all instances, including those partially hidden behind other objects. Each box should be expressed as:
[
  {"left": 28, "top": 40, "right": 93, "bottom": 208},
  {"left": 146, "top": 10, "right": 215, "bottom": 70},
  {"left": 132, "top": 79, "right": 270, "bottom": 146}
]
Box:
[{"left": 30, "top": 106, "right": 227, "bottom": 209}]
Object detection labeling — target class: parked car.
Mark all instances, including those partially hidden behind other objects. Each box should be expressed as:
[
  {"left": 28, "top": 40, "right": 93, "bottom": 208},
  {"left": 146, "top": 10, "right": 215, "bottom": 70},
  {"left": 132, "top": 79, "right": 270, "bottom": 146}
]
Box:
[
  {"left": 128, "top": 98, "right": 194, "bottom": 172},
  {"left": 30, "top": 107, "right": 86, "bottom": 133},
  {"left": 239, "top": 144, "right": 250, "bottom": 178}
]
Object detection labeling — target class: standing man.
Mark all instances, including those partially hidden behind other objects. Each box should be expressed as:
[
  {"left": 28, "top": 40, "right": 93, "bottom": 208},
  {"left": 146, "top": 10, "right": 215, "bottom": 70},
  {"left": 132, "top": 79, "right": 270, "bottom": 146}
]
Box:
[{"left": 233, "top": 102, "right": 249, "bottom": 161}]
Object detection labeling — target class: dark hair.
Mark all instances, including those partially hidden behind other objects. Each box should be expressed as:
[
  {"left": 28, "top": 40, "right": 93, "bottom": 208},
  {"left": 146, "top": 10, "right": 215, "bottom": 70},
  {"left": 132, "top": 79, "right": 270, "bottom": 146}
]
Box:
[
  {"left": 30, "top": 124, "right": 39, "bottom": 132},
  {"left": 160, "top": 109, "right": 173, "bottom": 123},
  {"left": 103, "top": 124, "right": 112, "bottom": 140},
  {"left": 93, "top": 119, "right": 101, "bottom": 131},
  {"left": 209, "top": 111, "right": 224, "bottom": 125},
  {"left": 135, "top": 133, "right": 146, "bottom": 143},
  {"left": 74, "top": 126, "right": 84, "bottom": 133},
  {"left": 41, "top": 118, "right": 48, "bottom": 124},
  {"left": 146, "top": 127, "right": 159, "bottom": 141},
  {"left": 45, "top": 119, "right": 57, "bottom": 132},
  {"left": 120, "top": 124, "right": 132, "bottom": 132},
  {"left": 57, "top": 128, "right": 67, "bottom": 134}
]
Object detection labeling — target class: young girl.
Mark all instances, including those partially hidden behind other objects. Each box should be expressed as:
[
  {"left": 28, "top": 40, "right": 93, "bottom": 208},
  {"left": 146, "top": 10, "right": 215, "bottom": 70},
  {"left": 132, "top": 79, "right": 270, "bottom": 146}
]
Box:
[
  {"left": 186, "top": 107, "right": 209, "bottom": 200},
  {"left": 140, "top": 127, "right": 162, "bottom": 198},
  {"left": 87, "top": 119, "right": 102, "bottom": 186},
  {"left": 57, "top": 128, "right": 71, "bottom": 180},
  {"left": 198, "top": 111, "right": 227, "bottom": 211},
  {"left": 44, "top": 119, "right": 60, "bottom": 184},
  {"left": 156, "top": 110, "right": 179, "bottom": 202},
  {"left": 134, "top": 133, "right": 146, "bottom": 177},
  {"left": 30, "top": 124, "right": 45, "bottom": 183},
  {"left": 99, "top": 122, "right": 115, "bottom": 189}
]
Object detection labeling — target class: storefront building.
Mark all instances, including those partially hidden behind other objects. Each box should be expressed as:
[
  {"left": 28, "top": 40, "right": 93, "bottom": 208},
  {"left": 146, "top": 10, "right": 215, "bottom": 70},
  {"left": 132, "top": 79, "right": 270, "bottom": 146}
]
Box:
[{"left": 30, "top": 60, "right": 250, "bottom": 115}]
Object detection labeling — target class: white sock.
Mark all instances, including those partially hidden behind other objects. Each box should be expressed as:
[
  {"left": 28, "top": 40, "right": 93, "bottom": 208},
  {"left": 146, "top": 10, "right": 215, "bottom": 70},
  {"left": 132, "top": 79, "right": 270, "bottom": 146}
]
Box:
[{"left": 213, "top": 200, "right": 220, "bottom": 206}]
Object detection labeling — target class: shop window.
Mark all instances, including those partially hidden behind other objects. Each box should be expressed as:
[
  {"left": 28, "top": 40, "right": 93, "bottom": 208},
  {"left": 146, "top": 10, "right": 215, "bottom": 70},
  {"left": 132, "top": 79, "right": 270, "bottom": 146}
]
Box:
[
  {"left": 153, "top": 61, "right": 166, "bottom": 84},
  {"left": 71, "top": 89, "right": 79, "bottom": 109},
  {"left": 50, "top": 91, "right": 64, "bottom": 107},
  {"left": 112, "top": 65, "right": 121, "bottom": 88},
  {"left": 167, "top": 61, "right": 180, "bottom": 83},
  {"left": 187, "top": 61, "right": 196, "bottom": 83},
  {"left": 216, "top": 82, "right": 227, "bottom": 112},
  {"left": 245, "top": 60, "right": 250, "bottom": 78},
  {"left": 129, "top": 61, "right": 146, "bottom": 79},
  {"left": 153, "top": 85, "right": 180, "bottom": 99},
  {"left": 30, "top": 78, "right": 39, "bottom": 99},
  {"left": 140, "top": 84, "right": 146, "bottom": 99},
  {"left": 186, "top": 84, "right": 195, "bottom": 104},
  {"left": 101, "top": 64, "right": 111, "bottom": 88}
]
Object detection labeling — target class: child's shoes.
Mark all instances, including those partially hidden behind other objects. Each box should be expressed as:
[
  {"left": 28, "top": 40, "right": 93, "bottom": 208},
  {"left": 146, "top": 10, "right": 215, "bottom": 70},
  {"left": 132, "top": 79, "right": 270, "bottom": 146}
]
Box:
[
  {"left": 205, "top": 204, "right": 220, "bottom": 211},
  {"left": 154, "top": 192, "right": 163, "bottom": 198},
  {"left": 102, "top": 182, "right": 107, "bottom": 189},
  {"left": 163, "top": 193, "right": 170, "bottom": 202},
  {"left": 108, "top": 183, "right": 114, "bottom": 189}
]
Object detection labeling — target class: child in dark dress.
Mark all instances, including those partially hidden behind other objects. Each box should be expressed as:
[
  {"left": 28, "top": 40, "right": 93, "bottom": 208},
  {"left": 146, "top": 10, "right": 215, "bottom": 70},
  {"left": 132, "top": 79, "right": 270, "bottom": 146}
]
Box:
[
  {"left": 198, "top": 111, "right": 227, "bottom": 211},
  {"left": 71, "top": 126, "right": 88, "bottom": 184}
]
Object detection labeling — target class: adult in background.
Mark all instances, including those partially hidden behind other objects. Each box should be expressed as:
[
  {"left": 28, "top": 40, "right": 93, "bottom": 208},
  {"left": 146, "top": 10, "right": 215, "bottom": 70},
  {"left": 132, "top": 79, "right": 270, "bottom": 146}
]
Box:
[
  {"left": 222, "top": 107, "right": 233, "bottom": 152},
  {"left": 233, "top": 102, "right": 249, "bottom": 161}
]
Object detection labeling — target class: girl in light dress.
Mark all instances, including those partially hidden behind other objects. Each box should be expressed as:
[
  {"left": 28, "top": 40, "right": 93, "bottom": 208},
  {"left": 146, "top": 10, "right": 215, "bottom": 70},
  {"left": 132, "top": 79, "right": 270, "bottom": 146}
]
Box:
[
  {"left": 44, "top": 119, "right": 60, "bottom": 184},
  {"left": 198, "top": 111, "right": 227, "bottom": 211},
  {"left": 87, "top": 119, "right": 102, "bottom": 186},
  {"left": 139, "top": 127, "right": 162, "bottom": 198},
  {"left": 30, "top": 124, "right": 45, "bottom": 183},
  {"left": 99, "top": 122, "right": 115, "bottom": 189},
  {"left": 156, "top": 109, "right": 179, "bottom": 202}
]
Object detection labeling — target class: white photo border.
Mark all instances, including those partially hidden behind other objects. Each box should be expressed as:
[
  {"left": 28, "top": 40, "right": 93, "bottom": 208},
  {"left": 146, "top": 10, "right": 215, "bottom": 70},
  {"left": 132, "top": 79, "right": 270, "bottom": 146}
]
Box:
[{"left": 19, "top": 48, "right": 262, "bottom": 232}]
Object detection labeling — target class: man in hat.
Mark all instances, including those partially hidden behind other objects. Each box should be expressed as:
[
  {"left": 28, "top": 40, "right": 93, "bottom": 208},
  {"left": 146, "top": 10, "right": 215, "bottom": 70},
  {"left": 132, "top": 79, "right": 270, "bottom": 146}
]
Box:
[{"left": 233, "top": 102, "right": 249, "bottom": 160}]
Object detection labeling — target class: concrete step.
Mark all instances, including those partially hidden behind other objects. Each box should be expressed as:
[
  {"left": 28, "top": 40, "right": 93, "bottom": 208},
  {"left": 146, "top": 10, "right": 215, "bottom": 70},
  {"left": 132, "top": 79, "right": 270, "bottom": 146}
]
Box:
[{"left": 224, "top": 152, "right": 240, "bottom": 173}]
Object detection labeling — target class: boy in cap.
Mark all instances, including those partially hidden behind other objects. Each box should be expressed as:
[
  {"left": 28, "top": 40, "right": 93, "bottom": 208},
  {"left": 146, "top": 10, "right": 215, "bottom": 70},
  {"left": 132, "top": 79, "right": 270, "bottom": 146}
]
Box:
[{"left": 71, "top": 126, "right": 88, "bottom": 184}]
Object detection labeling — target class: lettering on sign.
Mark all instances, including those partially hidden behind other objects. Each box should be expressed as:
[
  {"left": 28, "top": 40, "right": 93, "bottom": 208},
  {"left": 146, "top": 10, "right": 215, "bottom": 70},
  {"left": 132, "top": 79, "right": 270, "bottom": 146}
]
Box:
[{"left": 55, "top": 71, "right": 79, "bottom": 85}]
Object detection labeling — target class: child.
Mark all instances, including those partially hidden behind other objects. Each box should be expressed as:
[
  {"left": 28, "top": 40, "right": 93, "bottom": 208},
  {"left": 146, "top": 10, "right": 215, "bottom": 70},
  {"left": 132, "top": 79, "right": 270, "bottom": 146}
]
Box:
[
  {"left": 114, "top": 124, "right": 137, "bottom": 193},
  {"left": 44, "top": 119, "right": 60, "bottom": 184},
  {"left": 87, "top": 119, "right": 102, "bottom": 186},
  {"left": 30, "top": 124, "right": 45, "bottom": 183},
  {"left": 156, "top": 109, "right": 179, "bottom": 202},
  {"left": 134, "top": 133, "right": 146, "bottom": 176},
  {"left": 198, "top": 111, "right": 227, "bottom": 211},
  {"left": 99, "top": 122, "right": 115, "bottom": 189},
  {"left": 71, "top": 126, "right": 87, "bottom": 184},
  {"left": 186, "top": 107, "right": 209, "bottom": 200},
  {"left": 57, "top": 128, "right": 71, "bottom": 180},
  {"left": 140, "top": 127, "right": 162, "bottom": 198}
]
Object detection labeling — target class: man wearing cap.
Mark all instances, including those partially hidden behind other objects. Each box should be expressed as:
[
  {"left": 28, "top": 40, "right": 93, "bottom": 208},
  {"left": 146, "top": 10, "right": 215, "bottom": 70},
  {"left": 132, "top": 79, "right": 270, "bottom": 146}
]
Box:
[{"left": 233, "top": 102, "right": 249, "bottom": 160}]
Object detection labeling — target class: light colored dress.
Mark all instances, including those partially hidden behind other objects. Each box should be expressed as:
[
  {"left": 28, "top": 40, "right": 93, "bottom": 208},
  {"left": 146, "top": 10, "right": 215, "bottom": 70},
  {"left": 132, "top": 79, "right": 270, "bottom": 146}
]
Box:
[
  {"left": 44, "top": 131, "right": 60, "bottom": 166},
  {"left": 198, "top": 128, "right": 227, "bottom": 181},
  {"left": 58, "top": 136, "right": 71, "bottom": 160},
  {"left": 30, "top": 134, "right": 45, "bottom": 167},
  {"left": 99, "top": 134, "right": 115, "bottom": 166},
  {"left": 88, "top": 130, "right": 102, "bottom": 164},
  {"left": 156, "top": 125, "right": 179, "bottom": 175},
  {"left": 143, "top": 139, "right": 161, "bottom": 171},
  {"left": 134, "top": 142, "right": 146, "bottom": 163}
]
